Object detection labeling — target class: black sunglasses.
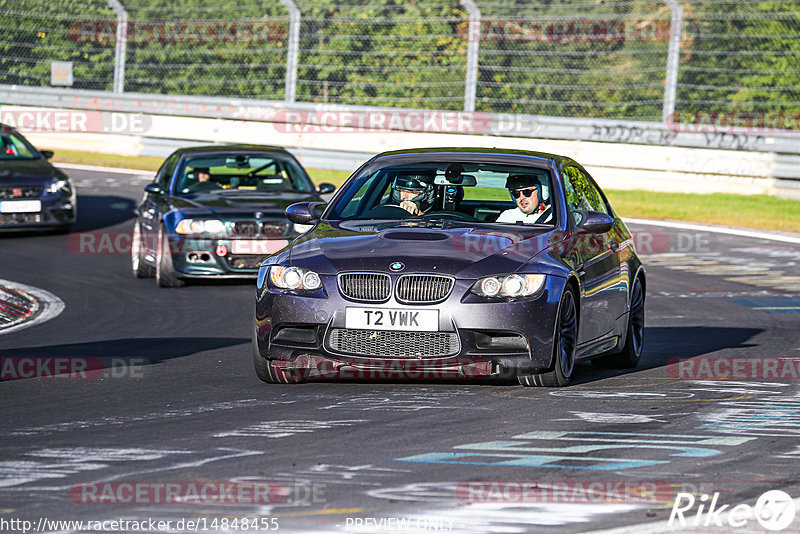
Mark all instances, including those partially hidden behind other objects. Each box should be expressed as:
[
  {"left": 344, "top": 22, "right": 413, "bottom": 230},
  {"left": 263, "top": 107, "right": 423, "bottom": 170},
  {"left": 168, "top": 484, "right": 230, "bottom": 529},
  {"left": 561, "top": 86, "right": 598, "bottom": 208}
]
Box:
[{"left": 511, "top": 188, "right": 538, "bottom": 199}]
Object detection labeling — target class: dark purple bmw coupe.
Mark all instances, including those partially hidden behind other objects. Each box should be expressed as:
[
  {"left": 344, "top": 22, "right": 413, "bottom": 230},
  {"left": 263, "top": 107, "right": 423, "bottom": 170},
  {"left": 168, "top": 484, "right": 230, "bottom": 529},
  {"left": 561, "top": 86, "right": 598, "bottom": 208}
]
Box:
[{"left": 253, "top": 147, "right": 645, "bottom": 387}]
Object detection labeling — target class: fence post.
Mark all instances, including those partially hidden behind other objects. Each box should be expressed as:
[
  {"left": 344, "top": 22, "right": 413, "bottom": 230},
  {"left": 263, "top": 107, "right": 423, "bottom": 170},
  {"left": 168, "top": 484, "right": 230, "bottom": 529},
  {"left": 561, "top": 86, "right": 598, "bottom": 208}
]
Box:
[
  {"left": 106, "top": 0, "right": 128, "bottom": 94},
  {"left": 280, "top": 0, "right": 301, "bottom": 103},
  {"left": 663, "top": 0, "right": 683, "bottom": 124},
  {"left": 460, "top": 0, "right": 480, "bottom": 113}
]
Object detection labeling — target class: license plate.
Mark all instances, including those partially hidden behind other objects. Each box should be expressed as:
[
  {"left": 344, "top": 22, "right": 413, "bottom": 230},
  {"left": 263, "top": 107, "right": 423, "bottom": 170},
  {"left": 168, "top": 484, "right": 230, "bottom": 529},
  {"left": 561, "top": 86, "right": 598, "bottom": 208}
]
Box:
[
  {"left": 230, "top": 239, "right": 288, "bottom": 255},
  {"left": 345, "top": 307, "right": 439, "bottom": 332},
  {"left": 0, "top": 200, "right": 41, "bottom": 213}
]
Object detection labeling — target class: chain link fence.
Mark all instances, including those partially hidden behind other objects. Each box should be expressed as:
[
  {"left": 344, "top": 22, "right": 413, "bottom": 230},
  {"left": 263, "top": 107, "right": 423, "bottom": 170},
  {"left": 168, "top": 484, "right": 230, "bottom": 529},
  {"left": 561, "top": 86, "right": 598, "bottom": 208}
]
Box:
[{"left": 1, "top": 0, "right": 798, "bottom": 123}]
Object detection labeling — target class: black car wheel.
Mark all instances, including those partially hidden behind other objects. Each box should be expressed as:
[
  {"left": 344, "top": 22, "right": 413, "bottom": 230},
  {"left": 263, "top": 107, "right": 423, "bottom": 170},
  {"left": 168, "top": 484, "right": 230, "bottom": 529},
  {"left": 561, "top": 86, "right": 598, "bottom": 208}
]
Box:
[
  {"left": 155, "top": 225, "right": 184, "bottom": 288},
  {"left": 519, "top": 288, "right": 577, "bottom": 387},
  {"left": 593, "top": 276, "right": 645, "bottom": 369},
  {"left": 131, "top": 221, "right": 155, "bottom": 278}
]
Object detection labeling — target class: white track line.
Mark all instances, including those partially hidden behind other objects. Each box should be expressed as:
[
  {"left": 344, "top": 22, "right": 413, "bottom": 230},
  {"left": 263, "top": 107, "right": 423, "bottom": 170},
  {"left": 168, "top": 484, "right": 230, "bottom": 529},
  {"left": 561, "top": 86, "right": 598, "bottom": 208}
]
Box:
[
  {"left": 0, "top": 279, "right": 65, "bottom": 336},
  {"left": 626, "top": 218, "right": 800, "bottom": 245},
  {"left": 54, "top": 162, "right": 152, "bottom": 177}
]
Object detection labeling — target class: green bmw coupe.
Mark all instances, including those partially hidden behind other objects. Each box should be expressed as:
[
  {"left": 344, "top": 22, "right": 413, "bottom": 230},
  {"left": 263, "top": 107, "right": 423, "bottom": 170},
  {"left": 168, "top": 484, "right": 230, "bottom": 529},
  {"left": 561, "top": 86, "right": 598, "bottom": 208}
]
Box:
[{"left": 132, "top": 145, "right": 335, "bottom": 287}]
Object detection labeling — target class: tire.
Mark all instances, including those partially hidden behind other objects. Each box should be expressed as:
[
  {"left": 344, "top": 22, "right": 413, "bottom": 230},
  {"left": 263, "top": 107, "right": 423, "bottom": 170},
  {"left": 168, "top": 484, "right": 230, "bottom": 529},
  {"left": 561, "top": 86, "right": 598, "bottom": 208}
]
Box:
[
  {"left": 518, "top": 288, "right": 578, "bottom": 387},
  {"left": 51, "top": 224, "right": 72, "bottom": 235},
  {"left": 155, "top": 225, "right": 184, "bottom": 288},
  {"left": 131, "top": 221, "right": 155, "bottom": 278},
  {"left": 593, "top": 276, "right": 645, "bottom": 369}
]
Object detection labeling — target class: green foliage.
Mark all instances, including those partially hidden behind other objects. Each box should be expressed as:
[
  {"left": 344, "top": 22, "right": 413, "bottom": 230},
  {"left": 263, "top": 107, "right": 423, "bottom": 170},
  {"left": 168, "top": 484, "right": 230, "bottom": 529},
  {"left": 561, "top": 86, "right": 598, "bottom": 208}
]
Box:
[{"left": 1, "top": 0, "right": 797, "bottom": 120}]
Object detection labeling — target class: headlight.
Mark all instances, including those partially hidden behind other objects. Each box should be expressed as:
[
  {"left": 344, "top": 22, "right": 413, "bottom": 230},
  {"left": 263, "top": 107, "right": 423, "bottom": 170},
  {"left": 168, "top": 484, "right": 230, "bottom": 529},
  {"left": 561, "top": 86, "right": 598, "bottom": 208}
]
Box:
[
  {"left": 175, "top": 218, "right": 225, "bottom": 235},
  {"left": 46, "top": 179, "right": 68, "bottom": 193},
  {"left": 471, "top": 274, "right": 546, "bottom": 298},
  {"left": 269, "top": 265, "right": 322, "bottom": 291}
]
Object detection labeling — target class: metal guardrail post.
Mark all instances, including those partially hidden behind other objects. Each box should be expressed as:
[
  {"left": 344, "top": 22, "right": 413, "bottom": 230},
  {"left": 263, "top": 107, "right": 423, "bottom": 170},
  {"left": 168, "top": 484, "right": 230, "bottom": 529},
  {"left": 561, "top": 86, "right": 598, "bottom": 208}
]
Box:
[
  {"left": 663, "top": 0, "right": 683, "bottom": 124},
  {"left": 280, "top": 0, "right": 301, "bottom": 103},
  {"left": 460, "top": 0, "right": 480, "bottom": 113},
  {"left": 106, "top": 0, "right": 128, "bottom": 94}
]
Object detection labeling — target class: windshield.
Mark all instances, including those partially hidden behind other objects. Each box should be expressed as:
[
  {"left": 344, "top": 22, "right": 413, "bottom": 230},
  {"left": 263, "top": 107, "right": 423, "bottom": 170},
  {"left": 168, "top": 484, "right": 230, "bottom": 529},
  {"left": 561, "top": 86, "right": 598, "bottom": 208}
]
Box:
[
  {"left": 0, "top": 131, "right": 39, "bottom": 160},
  {"left": 327, "top": 161, "right": 557, "bottom": 226},
  {"left": 173, "top": 153, "right": 313, "bottom": 194}
]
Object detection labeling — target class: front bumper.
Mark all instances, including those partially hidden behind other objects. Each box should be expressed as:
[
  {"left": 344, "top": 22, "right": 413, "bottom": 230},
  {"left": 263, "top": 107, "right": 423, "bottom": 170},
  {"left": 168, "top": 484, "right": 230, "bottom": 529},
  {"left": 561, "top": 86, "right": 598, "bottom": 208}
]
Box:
[
  {"left": 164, "top": 234, "right": 292, "bottom": 278},
  {"left": 254, "top": 273, "right": 566, "bottom": 380},
  {"left": 0, "top": 192, "right": 76, "bottom": 230}
]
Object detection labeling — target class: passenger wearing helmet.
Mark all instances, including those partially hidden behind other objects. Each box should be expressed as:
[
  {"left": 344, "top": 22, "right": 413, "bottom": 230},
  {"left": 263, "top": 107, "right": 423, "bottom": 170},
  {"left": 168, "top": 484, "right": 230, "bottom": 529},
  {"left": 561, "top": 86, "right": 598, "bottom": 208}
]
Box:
[
  {"left": 496, "top": 173, "right": 553, "bottom": 224},
  {"left": 390, "top": 172, "right": 435, "bottom": 215}
]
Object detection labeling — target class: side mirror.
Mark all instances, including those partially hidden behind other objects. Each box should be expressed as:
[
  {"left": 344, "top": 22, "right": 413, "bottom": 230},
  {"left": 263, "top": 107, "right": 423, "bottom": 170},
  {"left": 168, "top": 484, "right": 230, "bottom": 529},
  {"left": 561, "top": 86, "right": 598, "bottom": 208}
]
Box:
[
  {"left": 286, "top": 201, "right": 325, "bottom": 225},
  {"left": 144, "top": 183, "right": 165, "bottom": 195},
  {"left": 317, "top": 183, "right": 336, "bottom": 195},
  {"left": 40, "top": 150, "right": 54, "bottom": 160},
  {"left": 574, "top": 210, "right": 614, "bottom": 234}
]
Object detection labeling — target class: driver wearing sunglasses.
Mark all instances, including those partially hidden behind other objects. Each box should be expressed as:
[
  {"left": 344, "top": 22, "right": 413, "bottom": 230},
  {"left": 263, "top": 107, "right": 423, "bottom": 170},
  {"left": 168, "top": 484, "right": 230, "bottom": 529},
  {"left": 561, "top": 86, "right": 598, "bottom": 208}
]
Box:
[{"left": 495, "top": 173, "right": 553, "bottom": 225}]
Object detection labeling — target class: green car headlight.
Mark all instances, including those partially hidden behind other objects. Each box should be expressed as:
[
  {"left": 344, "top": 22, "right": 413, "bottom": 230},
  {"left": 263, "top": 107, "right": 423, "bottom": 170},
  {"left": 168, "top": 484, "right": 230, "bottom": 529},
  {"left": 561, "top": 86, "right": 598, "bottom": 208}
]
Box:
[{"left": 175, "top": 218, "right": 225, "bottom": 235}]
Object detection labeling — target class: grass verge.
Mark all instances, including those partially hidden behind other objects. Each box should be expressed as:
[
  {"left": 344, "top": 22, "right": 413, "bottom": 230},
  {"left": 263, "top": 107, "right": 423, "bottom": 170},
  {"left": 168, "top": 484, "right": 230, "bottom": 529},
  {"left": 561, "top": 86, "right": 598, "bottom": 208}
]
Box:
[{"left": 48, "top": 149, "right": 799, "bottom": 234}]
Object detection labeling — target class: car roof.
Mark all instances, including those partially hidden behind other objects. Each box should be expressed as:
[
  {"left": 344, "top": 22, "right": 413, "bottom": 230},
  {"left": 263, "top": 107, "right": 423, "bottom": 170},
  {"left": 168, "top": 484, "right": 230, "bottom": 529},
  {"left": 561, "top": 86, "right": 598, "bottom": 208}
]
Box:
[
  {"left": 171, "top": 144, "right": 294, "bottom": 156},
  {"left": 371, "top": 146, "right": 575, "bottom": 166}
]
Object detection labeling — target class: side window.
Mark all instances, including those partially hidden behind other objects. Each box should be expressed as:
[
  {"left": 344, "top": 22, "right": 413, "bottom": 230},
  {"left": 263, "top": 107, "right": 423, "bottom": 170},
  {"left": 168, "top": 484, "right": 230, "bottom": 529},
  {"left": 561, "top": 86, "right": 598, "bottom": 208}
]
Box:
[{"left": 563, "top": 166, "right": 608, "bottom": 215}]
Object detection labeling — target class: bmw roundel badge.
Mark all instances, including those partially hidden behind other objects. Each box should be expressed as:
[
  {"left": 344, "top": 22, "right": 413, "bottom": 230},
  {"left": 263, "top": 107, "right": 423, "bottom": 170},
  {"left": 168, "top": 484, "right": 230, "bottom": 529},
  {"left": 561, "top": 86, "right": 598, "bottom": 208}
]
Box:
[{"left": 390, "top": 262, "right": 405, "bottom": 272}]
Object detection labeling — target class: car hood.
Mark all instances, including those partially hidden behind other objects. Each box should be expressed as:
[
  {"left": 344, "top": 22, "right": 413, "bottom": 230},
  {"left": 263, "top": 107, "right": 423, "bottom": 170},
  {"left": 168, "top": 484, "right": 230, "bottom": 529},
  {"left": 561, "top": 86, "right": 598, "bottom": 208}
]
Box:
[
  {"left": 169, "top": 191, "right": 317, "bottom": 218},
  {"left": 0, "top": 159, "right": 62, "bottom": 184},
  {"left": 288, "top": 220, "right": 559, "bottom": 279}
]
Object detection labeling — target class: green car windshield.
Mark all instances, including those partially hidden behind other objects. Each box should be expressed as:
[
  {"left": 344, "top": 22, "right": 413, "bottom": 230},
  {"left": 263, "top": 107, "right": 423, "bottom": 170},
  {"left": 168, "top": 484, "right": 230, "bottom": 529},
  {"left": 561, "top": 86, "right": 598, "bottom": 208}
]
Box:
[{"left": 175, "top": 154, "right": 312, "bottom": 194}]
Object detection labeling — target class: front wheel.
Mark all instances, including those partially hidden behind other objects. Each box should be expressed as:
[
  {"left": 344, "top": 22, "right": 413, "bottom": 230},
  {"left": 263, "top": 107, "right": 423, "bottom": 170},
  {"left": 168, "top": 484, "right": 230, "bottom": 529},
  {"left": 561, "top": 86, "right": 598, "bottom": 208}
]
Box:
[
  {"left": 155, "top": 225, "right": 184, "bottom": 288},
  {"left": 519, "top": 289, "right": 577, "bottom": 387}
]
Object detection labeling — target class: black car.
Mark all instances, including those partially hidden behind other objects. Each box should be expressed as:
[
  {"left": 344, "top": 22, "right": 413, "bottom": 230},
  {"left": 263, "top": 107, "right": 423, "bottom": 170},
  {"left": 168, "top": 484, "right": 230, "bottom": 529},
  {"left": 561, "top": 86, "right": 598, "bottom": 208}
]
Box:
[
  {"left": 253, "top": 147, "right": 645, "bottom": 387},
  {"left": 0, "top": 124, "right": 76, "bottom": 232},
  {"left": 132, "top": 145, "right": 335, "bottom": 287}
]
